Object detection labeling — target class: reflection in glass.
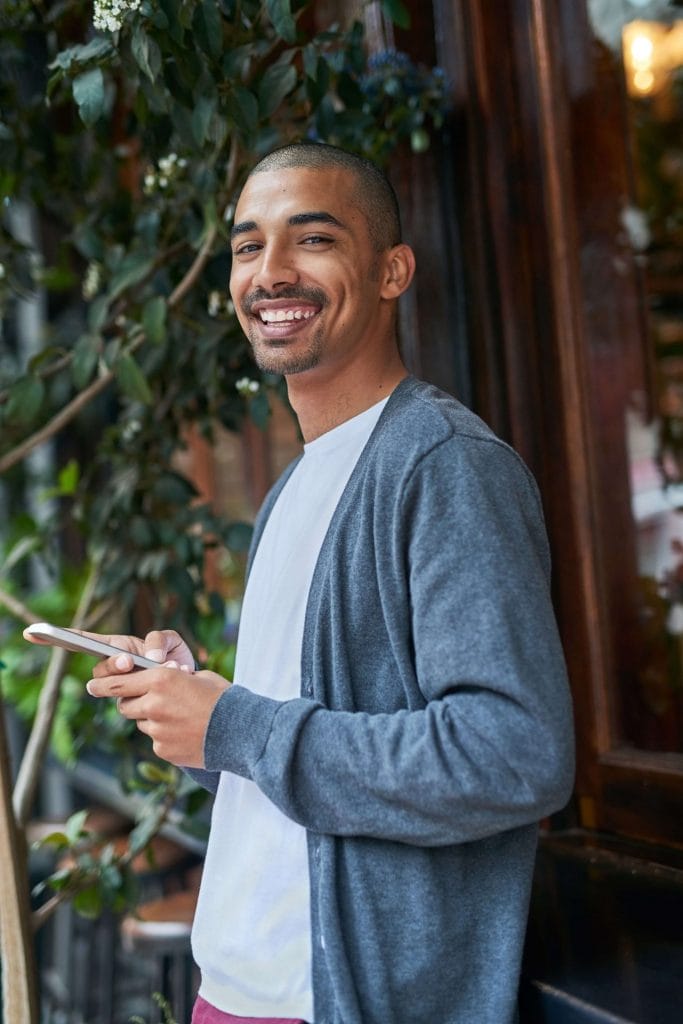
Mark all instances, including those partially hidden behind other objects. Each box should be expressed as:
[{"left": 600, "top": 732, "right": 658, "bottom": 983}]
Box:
[{"left": 623, "top": 13, "right": 683, "bottom": 750}]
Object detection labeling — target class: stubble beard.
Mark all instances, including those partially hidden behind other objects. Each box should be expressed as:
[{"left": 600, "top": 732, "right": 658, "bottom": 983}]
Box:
[
  {"left": 248, "top": 324, "right": 324, "bottom": 375},
  {"left": 246, "top": 316, "right": 326, "bottom": 376}
]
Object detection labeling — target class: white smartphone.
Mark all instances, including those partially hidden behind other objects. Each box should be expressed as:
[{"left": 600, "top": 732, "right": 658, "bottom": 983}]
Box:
[{"left": 24, "top": 622, "right": 161, "bottom": 670}]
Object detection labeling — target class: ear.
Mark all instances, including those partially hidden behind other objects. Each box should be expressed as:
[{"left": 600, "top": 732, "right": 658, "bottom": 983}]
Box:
[{"left": 379, "top": 244, "right": 416, "bottom": 300}]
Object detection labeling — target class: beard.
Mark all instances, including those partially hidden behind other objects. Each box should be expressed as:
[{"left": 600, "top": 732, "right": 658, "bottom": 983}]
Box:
[
  {"left": 241, "top": 285, "right": 328, "bottom": 376},
  {"left": 246, "top": 319, "right": 324, "bottom": 375}
]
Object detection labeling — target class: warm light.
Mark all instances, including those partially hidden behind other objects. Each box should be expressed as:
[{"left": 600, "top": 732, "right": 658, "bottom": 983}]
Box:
[
  {"left": 631, "top": 33, "right": 654, "bottom": 67},
  {"left": 634, "top": 68, "right": 655, "bottom": 93}
]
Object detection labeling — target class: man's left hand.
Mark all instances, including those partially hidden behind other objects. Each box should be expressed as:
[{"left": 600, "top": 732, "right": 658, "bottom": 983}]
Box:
[{"left": 86, "top": 665, "right": 229, "bottom": 768}]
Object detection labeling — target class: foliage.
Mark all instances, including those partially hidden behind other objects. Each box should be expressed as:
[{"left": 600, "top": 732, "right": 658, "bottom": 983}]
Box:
[
  {"left": 129, "top": 991, "right": 179, "bottom": 1024},
  {"left": 0, "top": 0, "right": 448, "bottom": 962},
  {"left": 0, "top": 0, "right": 449, "bottom": 645},
  {"left": 31, "top": 761, "right": 207, "bottom": 922}
]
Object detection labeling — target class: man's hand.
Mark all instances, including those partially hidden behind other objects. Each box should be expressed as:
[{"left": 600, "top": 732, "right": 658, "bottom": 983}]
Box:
[
  {"left": 86, "top": 663, "right": 229, "bottom": 768},
  {"left": 24, "top": 625, "right": 228, "bottom": 767},
  {"left": 22, "top": 626, "right": 196, "bottom": 674}
]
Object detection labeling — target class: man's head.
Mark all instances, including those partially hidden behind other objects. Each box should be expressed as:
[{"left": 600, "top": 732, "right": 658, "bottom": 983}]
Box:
[
  {"left": 229, "top": 143, "right": 415, "bottom": 383},
  {"left": 246, "top": 142, "right": 402, "bottom": 254}
]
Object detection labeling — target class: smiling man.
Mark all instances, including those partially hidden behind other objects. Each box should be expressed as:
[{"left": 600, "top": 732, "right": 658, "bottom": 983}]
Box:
[
  {"left": 52, "top": 143, "right": 575, "bottom": 1024},
  {"left": 228, "top": 148, "right": 415, "bottom": 441}
]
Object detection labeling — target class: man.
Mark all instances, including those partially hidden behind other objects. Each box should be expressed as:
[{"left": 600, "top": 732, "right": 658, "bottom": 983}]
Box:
[{"left": 38, "top": 144, "right": 575, "bottom": 1023}]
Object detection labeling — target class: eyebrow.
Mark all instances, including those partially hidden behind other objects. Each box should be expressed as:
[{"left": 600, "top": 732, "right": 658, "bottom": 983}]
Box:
[{"left": 231, "top": 210, "right": 348, "bottom": 240}]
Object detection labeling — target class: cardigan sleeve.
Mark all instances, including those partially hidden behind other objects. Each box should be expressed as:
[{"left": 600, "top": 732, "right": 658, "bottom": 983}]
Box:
[{"left": 201, "top": 434, "right": 574, "bottom": 846}]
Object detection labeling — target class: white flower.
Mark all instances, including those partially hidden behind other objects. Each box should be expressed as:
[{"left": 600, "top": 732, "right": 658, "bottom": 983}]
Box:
[
  {"left": 143, "top": 153, "right": 187, "bottom": 194},
  {"left": 236, "top": 377, "right": 261, "bottom": 396},
  {"left": 82, "top": 261, "right": 102, "bottom": 300},
  {"left": 93, "top": 0, "right": 142, "bottom": 34},
  {"left": 158, "top": 154, "right": 178, "bottom": 176},
  {"left": 208, "top": 291, "right": 223, "bottom": 317}
]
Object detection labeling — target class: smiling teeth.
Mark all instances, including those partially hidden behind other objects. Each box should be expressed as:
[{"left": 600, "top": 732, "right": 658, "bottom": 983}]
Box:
[{"left": 259, "top": 309, "right": 316, "bottom": 323}]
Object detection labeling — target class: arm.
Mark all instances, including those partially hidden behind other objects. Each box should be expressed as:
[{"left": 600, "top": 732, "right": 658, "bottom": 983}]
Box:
[{"left": 202, "top": 438, "right": 575, "bottom": 846}]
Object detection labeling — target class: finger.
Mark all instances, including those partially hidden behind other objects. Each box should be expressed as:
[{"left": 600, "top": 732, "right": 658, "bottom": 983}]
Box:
[
  {"left": 86, "top": 672, "right": 153, "bottom": 699},
  {"left": 143, "top": 629, "right": 192, "bottom": 664},
  {"left": 91, "top": 652, "right": 136, "bottom": 678},
  {"left": 116, "top": 695, "right": 147, "bottom": 721},
  {"left": 143, "top": 629, "right": 175, "bottom": 664}
]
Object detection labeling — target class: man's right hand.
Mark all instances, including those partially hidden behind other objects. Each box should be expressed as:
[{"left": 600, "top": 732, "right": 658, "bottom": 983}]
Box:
[
  {"left": 23, "top": 626, "right": 195, "bottom": 675},
  {"left": 90, "top": 629, "right": 196, "bottom": 677}
]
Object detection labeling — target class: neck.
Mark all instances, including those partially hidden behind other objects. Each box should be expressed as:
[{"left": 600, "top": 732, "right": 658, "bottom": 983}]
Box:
[{"left": 286, "top": 352, "right": 408, "bottom": 443}]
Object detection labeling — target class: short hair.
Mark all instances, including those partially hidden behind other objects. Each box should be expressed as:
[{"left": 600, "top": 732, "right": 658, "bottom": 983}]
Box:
[{"left": 247, "top": 142, "right": 402, "bottom": 252}]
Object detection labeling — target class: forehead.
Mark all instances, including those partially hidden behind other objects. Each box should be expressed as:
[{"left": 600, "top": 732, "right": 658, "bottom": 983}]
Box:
[{"left": 234, "top": 166, "right": 367, "bottom": 231}]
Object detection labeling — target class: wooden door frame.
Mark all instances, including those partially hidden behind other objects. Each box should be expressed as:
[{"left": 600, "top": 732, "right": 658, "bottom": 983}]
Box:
[{"left": 431, "top": 0, "right": 683, "bottom": 846}]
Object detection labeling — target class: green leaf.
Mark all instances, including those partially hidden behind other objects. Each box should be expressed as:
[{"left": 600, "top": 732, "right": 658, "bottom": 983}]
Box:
[
  {"left": 157, "top": 0, "right": 184, "bottom": 44},
  {"left": 224, "top": 521, "right": 254, "bottom": 553},
  {"left": 266, "top": 0, "right": 297, "bottom": 44},
  {"left": 131, "top": 26, "right": 161, "bottom": 83},
  {"left": 72, "top": 333, "right": 100, "bottom": 389},
  {"left": 73, "top": 885, "right": 103, "bottom": 920},
  {"left": 381, "top": 0, "right": 411, "bottom": 29},
  {"left": 116, "top": 353, "right": 153, "bottom": 405},
  {"left": 49, "top": 37, "right": 114, "bottom": 72},
  {"left": 72, "top": 68, "right": 105, "bottom": 126},
  {"left": 5, "top": 375, "right": 45, "bottom": 427},
  {"left": 57, "top": 458, "right": 81, "bottom": 496},
  {"left": 108, "top": 253, "right": 155, "bottom": 301},
  {"left": 138, "top": 760, "right": 176, "bottom": 784},
  {"left": 192, "top": 93, "right": 217, "bottom": 146},
  {"left": 258, "top": 60, "right": 297, "bottom": 119},
  {"left": 229, "top": 86, "right": 259, "bottom": 138},
  {"left": 142, "top": 295, "right": 167, "bottom": 344},
  {"left": 34, "top": 831, "right": 69, "bottom": 851},
  {"left": 193, "top": 0, "right": 223, "bottom": 58},
  {"left": 65, "top": 809, "right": 89, "bottom": 844}
]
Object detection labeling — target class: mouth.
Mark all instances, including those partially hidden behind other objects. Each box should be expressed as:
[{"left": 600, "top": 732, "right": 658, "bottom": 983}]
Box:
[
  {"left": 247, "top": 297, "right": 323, "bottom": 338},
  {"left": 257, "top": 306, "right": 318, "bottom": 324}
]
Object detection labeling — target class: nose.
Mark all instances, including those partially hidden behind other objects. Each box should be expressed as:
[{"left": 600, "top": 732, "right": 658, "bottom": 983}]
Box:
[{"left": 251, "top": 241, "right": 299, "bottom": 292}]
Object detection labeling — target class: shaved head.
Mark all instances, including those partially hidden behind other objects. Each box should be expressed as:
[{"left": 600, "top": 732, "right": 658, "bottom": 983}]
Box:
[{"left": 246, "top": 143, "right": 402, "bottom": 253}]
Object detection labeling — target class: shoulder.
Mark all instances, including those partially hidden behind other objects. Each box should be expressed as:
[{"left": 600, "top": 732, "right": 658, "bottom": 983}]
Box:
[{"left": 375, "top": 377, "right": 538, "bottom": 497}]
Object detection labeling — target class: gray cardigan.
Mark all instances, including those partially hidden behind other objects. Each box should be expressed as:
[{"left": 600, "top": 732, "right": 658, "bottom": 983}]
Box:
[{"left": 195, "top": 376, "right": 574, "bottom": 1023}]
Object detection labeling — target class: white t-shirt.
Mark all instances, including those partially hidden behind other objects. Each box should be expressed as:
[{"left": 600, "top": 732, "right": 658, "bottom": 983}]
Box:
[{"left": 192, "top": 398, "right": 388, "bottom": 1019}]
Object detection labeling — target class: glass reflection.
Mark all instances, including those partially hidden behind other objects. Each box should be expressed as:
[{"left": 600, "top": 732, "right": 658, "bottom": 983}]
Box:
[{"left": 623, "top": 12, "right": 683, "bottom": 750}]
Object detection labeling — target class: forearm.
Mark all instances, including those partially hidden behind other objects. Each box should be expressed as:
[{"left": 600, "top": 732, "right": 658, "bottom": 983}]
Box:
[{"left": 203, "top": 670, "right": 574, "bottom": 846}]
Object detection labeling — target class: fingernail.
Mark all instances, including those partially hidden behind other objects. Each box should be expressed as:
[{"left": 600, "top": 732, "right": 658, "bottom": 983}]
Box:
[
  {"left": 86, "top": 682, "right": 94, "bottom": 695},
  {"left": 164, "top": 660, "right": 179, "bottom": 669},
  {"left": 115, "top": 654, "right": 131, "bottom": 670},
  {"left": 146, "top": 648, "right": 164, "bottom": 663}
]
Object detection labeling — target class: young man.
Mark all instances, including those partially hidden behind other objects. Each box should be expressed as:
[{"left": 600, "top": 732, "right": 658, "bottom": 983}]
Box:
[{"left": 37, "top": 144, "right": 575, "bottom": 1023}]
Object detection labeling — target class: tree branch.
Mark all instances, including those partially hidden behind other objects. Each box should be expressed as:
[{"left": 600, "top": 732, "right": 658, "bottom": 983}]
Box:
[
  {"left": 0, "top": 587, "right": 37, "bottom": 626},
  {"left": 13, "top": 562, "right": 101, "bottom": 826},
  {"left": 1, "top": 211, "right": 225, "bottom": 478}
]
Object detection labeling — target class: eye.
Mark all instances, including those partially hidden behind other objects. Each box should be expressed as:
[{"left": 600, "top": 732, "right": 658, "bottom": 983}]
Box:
[
  {"left": 232, "top": 241, "right": 262, "bottom": 258},
  {"left": 300, "top": 234, "right": 334, "bottom": 247}
]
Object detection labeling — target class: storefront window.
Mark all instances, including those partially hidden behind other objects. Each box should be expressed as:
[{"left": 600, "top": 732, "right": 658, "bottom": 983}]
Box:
[{"left": 618, "top": 5, "right": 683, "bottom": 751}]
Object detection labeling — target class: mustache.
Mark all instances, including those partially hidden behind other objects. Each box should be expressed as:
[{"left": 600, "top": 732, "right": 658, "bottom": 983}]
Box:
[{"left": 241, "top": 285, "right": 328, "bottom": 314}]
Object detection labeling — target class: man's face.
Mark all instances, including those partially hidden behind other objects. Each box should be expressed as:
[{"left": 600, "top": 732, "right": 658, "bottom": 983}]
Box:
[{"left": 229, "top": 166, "right": 389, "bottom": 380}]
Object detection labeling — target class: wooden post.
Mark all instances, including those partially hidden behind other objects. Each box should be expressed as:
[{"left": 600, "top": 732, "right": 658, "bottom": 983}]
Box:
[{"left": 0, "top": 698, "right": 39, "bottom": 1024}]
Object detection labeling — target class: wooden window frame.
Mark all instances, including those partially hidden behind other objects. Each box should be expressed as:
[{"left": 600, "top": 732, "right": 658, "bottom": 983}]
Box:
[{"left": 431, "top": 0, "right": 683, "bottom": 849}]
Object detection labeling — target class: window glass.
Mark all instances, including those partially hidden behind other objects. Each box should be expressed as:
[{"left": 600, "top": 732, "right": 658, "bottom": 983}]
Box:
[{"left": 619, "top": 7, "right": 683, "bottom": 751}]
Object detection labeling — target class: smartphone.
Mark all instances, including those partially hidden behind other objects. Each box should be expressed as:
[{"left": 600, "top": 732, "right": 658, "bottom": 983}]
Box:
[{"left": 24, "top": 622, "right": 161, "bottom": 670}]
